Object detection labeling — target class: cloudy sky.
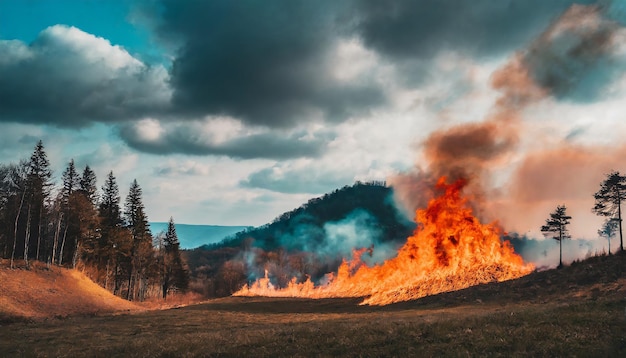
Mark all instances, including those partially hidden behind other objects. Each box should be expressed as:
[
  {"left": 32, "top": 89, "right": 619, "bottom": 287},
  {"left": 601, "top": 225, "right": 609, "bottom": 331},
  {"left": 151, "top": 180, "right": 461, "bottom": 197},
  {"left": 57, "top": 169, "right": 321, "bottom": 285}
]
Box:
[{"left": 1, "top": 1, "right": 626, "bottom": 237}]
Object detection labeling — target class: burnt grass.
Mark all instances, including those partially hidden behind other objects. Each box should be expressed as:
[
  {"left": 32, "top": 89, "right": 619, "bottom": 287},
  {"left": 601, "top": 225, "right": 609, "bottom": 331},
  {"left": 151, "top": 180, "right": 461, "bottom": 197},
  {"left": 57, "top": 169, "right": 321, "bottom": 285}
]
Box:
[{"left": 1, "top": 253, "right": 626, "bottom": 357}]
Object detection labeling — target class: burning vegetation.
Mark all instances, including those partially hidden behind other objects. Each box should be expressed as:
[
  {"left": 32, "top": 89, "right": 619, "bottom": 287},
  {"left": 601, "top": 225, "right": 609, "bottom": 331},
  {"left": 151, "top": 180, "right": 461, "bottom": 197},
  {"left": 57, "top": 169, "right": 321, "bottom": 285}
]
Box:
[{"left": 235, "top": 177, "right": 534, "bottom": 305}]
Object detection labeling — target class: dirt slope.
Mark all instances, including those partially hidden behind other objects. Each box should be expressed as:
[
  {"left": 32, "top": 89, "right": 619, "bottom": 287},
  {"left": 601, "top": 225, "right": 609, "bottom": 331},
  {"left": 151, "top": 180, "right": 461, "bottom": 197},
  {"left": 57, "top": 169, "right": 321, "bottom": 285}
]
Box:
[{"left": 0, "top": 261, "right": 142, "bottom": 322}]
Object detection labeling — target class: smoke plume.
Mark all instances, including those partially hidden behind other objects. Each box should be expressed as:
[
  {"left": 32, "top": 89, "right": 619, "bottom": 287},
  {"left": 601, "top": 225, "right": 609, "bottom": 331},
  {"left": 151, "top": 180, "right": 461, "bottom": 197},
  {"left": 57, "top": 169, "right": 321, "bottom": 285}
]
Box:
[{"left": 391, "top": 3, "right": 626, "bottom": 258}]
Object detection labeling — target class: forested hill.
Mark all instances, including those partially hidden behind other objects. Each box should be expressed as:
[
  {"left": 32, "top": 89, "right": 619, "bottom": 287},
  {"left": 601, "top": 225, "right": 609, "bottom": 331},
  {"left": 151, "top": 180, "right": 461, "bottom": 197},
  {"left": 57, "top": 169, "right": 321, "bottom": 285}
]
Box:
[
  {"left": 184, "top": 182, "right": 416, "bottom": 297},
  {"left": 208, "top": 181, "right": 415, "bottom": 251}
]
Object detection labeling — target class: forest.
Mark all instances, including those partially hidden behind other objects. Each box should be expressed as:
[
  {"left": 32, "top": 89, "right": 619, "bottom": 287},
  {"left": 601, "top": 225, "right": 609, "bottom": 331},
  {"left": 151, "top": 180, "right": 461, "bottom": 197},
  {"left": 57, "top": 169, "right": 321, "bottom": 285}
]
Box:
[{"left": 0, "top": 141, "right": 188, "bottom": 301}]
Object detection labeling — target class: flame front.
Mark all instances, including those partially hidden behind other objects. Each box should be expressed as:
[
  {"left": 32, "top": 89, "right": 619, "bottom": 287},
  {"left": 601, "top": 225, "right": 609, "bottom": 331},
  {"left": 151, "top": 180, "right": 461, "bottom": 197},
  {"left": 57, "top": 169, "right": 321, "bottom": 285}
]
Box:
[{"left": 234, "top": 177, "right": 534, "bottom": 305}]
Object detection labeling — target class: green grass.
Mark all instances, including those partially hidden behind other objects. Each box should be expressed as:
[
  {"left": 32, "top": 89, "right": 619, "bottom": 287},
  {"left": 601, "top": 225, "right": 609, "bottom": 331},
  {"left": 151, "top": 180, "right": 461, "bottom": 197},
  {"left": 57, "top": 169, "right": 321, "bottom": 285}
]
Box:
[{"left": 1, "top": 253, "right": 626, "bottom": 357}]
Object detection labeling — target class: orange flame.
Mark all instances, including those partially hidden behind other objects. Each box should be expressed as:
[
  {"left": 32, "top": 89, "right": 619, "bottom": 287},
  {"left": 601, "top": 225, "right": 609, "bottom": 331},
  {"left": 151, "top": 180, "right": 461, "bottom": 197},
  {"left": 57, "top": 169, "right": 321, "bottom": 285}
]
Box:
[{"left": 234, "top": 177, "right": 534, "bottom": 305}]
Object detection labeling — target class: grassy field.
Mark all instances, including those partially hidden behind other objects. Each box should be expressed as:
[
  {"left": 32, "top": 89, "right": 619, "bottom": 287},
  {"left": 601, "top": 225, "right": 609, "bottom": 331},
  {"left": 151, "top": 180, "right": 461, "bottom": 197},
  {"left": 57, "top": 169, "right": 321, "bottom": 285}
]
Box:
[{"left": 1, "top": 253, "right": 625, "bottom": 357}]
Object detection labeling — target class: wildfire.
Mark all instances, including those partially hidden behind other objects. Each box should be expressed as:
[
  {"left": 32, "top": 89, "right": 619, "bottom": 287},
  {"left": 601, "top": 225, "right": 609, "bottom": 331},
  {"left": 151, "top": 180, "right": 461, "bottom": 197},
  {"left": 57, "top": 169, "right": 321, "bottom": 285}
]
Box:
[{"left": 234, "top": 177, "right": 534, "bottom": 305}]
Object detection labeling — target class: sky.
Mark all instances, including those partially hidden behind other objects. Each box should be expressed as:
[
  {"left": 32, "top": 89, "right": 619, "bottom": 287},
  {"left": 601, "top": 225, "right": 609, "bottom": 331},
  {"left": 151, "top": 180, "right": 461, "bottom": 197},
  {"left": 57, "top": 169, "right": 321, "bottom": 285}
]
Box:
[{"left": 1, "top": 0, "right": 626, "bottom": 238}]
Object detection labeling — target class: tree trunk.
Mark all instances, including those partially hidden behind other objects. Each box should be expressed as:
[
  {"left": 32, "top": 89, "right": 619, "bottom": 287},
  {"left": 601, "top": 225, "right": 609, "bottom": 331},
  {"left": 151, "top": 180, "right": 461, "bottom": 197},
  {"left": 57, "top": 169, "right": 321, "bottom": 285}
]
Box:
[
  {"left": 24, "top": 205, "right": 32, "bottom": 268},
  {"left": 51, "top": 213, "right": 62, "bottom": 265},
  {"left": 558, "top": 229, "right": 563, "bottom": 269},
  {"left": 73, "top": 241, "right": 80, "bottom": 268},
  {"left": 11, "top": 189, "right": 26, "bottom": 269},
  {"left": 36, "top": 205, "right": 42, "bottom": 261},
  {"left": 618, "top": 198, "right": 623, "bottom": 251},
  {"left": 559, "top": 239, "right": 562, "bottom": 268},
  {"left": 59, "top": 224, "right": 68, "bottom": 266},
  {"left": 127, "top": 269, "right": 133, "bottom": 300}
]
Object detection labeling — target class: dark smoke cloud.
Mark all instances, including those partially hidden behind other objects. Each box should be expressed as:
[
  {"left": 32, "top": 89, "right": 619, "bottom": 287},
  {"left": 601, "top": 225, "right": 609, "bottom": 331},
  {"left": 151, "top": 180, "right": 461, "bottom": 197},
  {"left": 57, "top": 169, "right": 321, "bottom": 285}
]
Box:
[
  {"left": 523, "top": 4, "right": 626, "bottom": 101},
  {"left": 390, "top": 2, "right": 626, "bottom": 239}
]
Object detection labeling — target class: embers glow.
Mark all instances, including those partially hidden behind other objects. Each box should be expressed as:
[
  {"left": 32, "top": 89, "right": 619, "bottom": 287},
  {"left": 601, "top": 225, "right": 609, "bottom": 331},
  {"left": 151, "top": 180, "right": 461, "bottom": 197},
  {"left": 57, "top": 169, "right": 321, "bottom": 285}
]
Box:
[{"left": 234, "top": 177, "right": 534, "bottom": 305}]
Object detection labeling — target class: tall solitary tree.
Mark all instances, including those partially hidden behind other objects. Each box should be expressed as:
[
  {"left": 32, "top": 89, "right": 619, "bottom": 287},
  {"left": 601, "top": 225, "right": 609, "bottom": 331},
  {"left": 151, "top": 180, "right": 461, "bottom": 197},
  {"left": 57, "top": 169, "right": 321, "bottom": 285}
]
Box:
[
  {"left": 541, "top": 205, "right": 572, "bottom": 268},
  {"left": 592, "top": 171, "right": 626, "bottom": 252}
]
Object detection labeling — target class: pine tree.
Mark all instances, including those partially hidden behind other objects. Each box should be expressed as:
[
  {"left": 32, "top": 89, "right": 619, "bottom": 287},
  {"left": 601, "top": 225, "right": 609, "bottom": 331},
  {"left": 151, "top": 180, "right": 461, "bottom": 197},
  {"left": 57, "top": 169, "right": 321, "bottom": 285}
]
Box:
[
  {"left": 593, "top": 171, "right": 626, "bottom": 252},
  {"left": 58, "top": 159, "right": 81, "bottom": 265},
  {"left": 61, "top": 160, "right": 80, "bottom": 205},
  {"left": 100, "top": 171, "right": 122, "bottom": 228},
  {"left": 541, "top": 205, "right": 571, "bottom": 268},
  {"left": 73, "top": 165, "right": 100, "bottom": 269},
  {"left": 124, "top": 179, "right": 153, "bottom": 301},
  {"left": 598, "top": 219, "right": 618, "bottom": 255},
  {"left": 99, "top": 171, "right": 125, "bottom": 292},
  {"left": 161, "top": 217, "right": 189, "bottom": 299},
  {"left": 25, "top": 140, "right": 52, "bottom": 265},
  {"left": 79, "top": 165, "right": 98, "bottom": 206}
]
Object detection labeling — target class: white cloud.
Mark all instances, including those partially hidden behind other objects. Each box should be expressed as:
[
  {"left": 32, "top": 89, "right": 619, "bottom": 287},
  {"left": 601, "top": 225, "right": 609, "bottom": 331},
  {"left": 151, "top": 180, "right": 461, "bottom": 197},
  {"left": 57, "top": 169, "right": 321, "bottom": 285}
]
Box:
[{"left": 0, "top": 25, "right": 171, "bottom": 126}]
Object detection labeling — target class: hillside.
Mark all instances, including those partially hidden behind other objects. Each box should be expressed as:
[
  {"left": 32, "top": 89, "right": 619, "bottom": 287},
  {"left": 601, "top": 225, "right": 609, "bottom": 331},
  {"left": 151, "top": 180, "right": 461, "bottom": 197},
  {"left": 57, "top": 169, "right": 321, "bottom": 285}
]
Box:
[
  {"left": 214, "top": 181, "right": 413, "bottom": 250},
  {"left": 0, "top": 261, "right": 142, "bottom": 323},
  {"left": 183, "top": 181, "right": 415, "bottom": 297},
  {"left": 1, "top": 252, "right": 624, "bottom": 356}
]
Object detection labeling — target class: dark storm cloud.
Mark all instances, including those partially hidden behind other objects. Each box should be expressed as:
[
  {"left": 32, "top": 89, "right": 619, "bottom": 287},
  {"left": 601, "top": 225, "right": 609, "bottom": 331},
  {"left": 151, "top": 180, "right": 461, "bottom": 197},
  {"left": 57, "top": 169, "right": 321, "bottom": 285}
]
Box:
[
  {"left": 350, "top": 0, "right": 595, "bottom": 60},
  {"left": 119, "top": 123, "right": 334, "bottom": 160},
  {"left": 0, "top": 25, "right": 170, "bottom": 128},
  {"left": 147, "top": 0, "right": 386, "bottom": 128},
  {"left": 146, "top": 0, "right": 607, "bottom": 125}
]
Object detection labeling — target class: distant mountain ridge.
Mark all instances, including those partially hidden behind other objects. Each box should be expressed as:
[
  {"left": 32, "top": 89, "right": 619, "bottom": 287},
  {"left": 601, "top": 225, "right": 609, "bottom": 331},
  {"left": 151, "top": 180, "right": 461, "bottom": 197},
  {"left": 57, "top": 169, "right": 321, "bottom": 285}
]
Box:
[{"left": 149, "top": 223, "right": 250, "bottom": 249}]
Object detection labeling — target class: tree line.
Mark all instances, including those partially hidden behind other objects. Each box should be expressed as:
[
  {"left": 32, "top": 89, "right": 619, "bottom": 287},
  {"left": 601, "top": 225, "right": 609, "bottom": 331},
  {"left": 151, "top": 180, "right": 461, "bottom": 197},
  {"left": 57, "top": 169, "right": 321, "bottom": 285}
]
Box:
[
  {"left": 541, "top": 170, "right": 625, "bottom": 268},
  {"left": 0, "top": 141, "right": 188, "bottom": 301}
]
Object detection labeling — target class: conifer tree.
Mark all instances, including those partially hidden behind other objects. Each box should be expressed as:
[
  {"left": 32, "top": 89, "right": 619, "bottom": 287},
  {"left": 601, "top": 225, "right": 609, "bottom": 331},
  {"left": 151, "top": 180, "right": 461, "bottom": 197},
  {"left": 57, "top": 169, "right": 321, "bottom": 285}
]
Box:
[
  {"left": 593, "top": 171, "right": 626, "bottom": 252},
  {"left": 72, "top": 165, "right": 100, "bottom": 269},
  {"left": 162, "top": 217, "right": 189, "bottom": 299},
  {"left": 61, "top": 160, "right": 80, "bottom": 204},
  {"left": 58, "top": 159, "right": 81, "bottom": 265},
  {"left": 100, "top": 171, "right": 122, "bottom": 228},
  {"left": 598, "top": 219, "right": 618, "bottom": 255},
  {"left": 124, "top": 179, "right": 153, "bottom": 300},
  {"left": 79, "top": 165, "right": 98, "bottom": 206},
  {"left": 99, "top": 171, "right": 125, "bottom": 292},
  {"left": 541, "top": 205, "right": 571, "bottom": 268},
  {"left": 25, "top": 140, "right": 52, "bottom": 265}
]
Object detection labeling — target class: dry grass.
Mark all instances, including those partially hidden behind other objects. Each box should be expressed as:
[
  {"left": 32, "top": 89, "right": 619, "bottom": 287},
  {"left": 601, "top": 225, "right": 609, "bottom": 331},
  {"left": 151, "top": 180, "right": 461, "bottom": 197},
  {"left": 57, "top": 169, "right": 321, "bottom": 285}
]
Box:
[
  {"left": 1, "top": 253, "right": 625, "bottom": 356},
  {"left": 0, "top": 260, "right": 142, "bottom": 322}
]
